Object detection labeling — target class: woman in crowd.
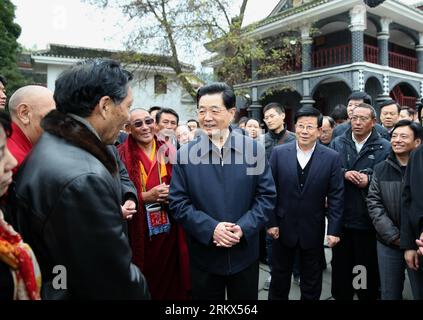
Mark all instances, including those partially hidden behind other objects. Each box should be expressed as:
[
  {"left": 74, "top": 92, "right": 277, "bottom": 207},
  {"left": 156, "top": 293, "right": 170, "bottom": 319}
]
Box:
[
  {"left": 244, "top": 118, "right": 261, "bottom": 139},
  {"left": 0, "top": 110, "right": 41, "bottom": 300}
]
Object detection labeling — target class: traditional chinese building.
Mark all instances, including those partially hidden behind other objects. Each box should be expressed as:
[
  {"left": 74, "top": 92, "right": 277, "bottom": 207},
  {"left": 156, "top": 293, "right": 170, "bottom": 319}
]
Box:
[
  {"left": 208, "top": 0, "right": 423, "bottom": 127},
  {"left": 19, "top": 44, "right": 201, "bottom": 122}
]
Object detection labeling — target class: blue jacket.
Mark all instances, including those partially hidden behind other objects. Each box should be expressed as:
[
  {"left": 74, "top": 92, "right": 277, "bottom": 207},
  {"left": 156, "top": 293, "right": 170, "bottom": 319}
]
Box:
[
  {"left": 268, "top": 142, "right": 344, "bottom": 249},
  {"left": 330, "top": 128, "right": 390, "bottom": 230},
  {"left": 169, "top": 130, "right": 276, "bottom": 275}
]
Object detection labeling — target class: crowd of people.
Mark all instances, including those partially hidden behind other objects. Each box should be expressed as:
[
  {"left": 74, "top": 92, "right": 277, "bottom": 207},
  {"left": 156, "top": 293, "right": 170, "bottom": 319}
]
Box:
[{"left": 0, "top": 59, "right": 423, "bottom": 300}]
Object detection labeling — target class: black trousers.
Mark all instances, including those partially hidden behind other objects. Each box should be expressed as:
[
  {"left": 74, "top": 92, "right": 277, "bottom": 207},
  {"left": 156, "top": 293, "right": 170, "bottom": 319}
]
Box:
[
  {"left": 191, "top": 260, "right": 259, "bottom": 300},
  {"left": 331, "top": 227, "right": 379, "bottom": 300},
  {"left": 269, "top": 238, "right": 324, "bottom": 300}
]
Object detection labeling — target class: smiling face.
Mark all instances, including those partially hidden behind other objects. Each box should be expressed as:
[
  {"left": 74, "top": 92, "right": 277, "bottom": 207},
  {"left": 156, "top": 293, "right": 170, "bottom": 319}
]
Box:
[
  {"left": 103, "top": 86, "right": 133, "bottom": 145},
  {"left": 197, "top": 93, "right": 235, "bottom": 137},
  {"left": 129, "top": 109, "right": 155, "bottom": 147},
  {"left": 391, "top": 125, "right": 421, "bottom": 157},
  {"left": 158, "top": 112, "right": 178, "bottom": 132}
]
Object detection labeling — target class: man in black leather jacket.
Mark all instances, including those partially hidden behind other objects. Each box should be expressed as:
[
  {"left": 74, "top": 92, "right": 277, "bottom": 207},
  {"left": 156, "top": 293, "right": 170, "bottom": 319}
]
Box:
[{"left": 14, "top": 59, "right": 150, "bottom": 299}]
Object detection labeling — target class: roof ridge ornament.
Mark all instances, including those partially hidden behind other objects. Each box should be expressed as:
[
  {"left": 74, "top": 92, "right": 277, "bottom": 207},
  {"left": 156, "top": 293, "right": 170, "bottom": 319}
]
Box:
[{"left": 363, "top": 0, "right": 385, "bottom": 8}]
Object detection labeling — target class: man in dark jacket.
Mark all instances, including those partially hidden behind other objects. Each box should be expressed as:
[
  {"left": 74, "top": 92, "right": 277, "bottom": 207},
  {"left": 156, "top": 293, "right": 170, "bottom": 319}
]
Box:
[
  {"left": 169, "top": 83, "right": 276, "bottom": 300},
  {"left": 401, "top": 142, "right": 423, "bottom": 300},
  {"left": 330, "top": 103, "right": 391, "bottom": 300},
  {"left": 268, "top": 107, "right": 344, "bottom": 300},
  {"left": 14, "top": 59, "right": 150, "bottom": 299},
  {"left": 262, "top": 102, "right": 296, "bottom": 288},
  {"left": 263, "top": 102, "right": 296, "bottom": 160},
  {"left": 367, "top": 120, "right": 422, "bottom": 299}
]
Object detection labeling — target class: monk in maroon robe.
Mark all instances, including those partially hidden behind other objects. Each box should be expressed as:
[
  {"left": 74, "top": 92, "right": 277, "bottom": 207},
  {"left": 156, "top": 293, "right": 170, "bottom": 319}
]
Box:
[{"left": 118, "top": 108, "right": 190, "bottom": 300}]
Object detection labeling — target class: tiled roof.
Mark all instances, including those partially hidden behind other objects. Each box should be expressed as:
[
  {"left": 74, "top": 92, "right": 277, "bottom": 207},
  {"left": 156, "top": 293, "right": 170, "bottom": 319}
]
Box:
[
  {"left": 247, "top": 0, "right": 332, "bottom": 30},
  {"left": 245, "top": 0, "right": 423, "bottom": 32},
  {"left": 33, "top": 44, "right": 195, "bottom": 70}
]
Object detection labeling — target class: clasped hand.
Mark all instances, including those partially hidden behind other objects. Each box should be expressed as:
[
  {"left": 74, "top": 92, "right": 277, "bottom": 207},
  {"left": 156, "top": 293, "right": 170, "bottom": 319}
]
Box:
[{"left": 213, "top": 222, "right": 243, "bottom": 248}]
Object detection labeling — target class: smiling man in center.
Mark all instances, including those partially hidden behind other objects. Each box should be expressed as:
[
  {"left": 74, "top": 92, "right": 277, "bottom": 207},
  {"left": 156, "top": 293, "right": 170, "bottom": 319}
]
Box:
[{"left": 169, "top": 82, "right": 276, "bottom": 300}]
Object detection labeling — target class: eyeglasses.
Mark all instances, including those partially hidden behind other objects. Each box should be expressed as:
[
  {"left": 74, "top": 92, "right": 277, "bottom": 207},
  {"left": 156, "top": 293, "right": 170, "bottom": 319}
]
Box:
[
  {"left": 197, "top": 106, "right": 225, "bottom": 116},
  {"left": 351, "top": 116, "right": 371, "bottom": 122},
  {"left": 132, "top": 118, "right": 154, "bottom": 128},
  {"left": 296, "top": 124, "right": 317, "bottom": 132}
]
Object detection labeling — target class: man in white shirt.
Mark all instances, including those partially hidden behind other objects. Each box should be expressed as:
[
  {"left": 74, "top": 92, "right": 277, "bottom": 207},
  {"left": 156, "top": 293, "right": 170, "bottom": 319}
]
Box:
[{"left": 267, "top": 106, "right": 344, "bottom": 300}]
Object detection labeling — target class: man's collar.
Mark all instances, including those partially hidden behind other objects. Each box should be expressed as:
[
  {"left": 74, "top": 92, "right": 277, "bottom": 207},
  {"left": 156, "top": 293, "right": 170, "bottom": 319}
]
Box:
[
  {"left": 198, "top": 128, "right": 244, "bottom": 158},
  {"left": 352, "top": 131, "right": 372, "bottom": 145},
  {"left": 68, "top": 114, "right": 101, "bottom": 141},
  {"left": 296, "top": 141, "right": 317, "bottom": 154},
  {"left": 269, "top": 127, "right": 286, "bottom": 139}
]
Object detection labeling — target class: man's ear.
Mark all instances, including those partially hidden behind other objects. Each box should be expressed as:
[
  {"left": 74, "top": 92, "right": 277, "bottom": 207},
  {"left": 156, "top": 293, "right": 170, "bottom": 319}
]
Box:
[
  {"left": 16, "top": 103, "right": 31, "bottom": 125},
  {"left": 98, "top": 96, "right": 112, "bottom": 120},
  {"left": 415, "top": 138, "right": 421, "bottom": 148}
]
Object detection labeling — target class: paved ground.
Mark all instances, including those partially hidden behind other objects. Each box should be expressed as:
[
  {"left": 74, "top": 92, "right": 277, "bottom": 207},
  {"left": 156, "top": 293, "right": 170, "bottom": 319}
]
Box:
[{"left": 258, "top": 247, "right": 414, "bottom": 300}]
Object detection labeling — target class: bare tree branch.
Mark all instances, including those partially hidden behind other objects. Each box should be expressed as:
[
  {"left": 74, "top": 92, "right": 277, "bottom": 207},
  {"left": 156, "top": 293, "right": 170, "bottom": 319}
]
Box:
[{"left": 213, "top": 0, "right": 231, "bottom": 27}]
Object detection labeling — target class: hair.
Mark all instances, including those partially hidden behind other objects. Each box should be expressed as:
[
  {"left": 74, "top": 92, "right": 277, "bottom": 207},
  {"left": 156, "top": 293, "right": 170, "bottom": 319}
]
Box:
[
  {"left": 53, "top": 58, "right": 133, "bottom": 117},
  {"left": 196, "top": 82, "right": 236, "bottom": 110},
  {"left": 186, "top": 119, "right": 199, "bottom": 126},
  {"left": 263, "top": 102, "right": 285, "bottom": 115},
  {"left": 156, "top": 107, "right": 179, "bottom": 125},
  {"left": 148, "top": 106, "right": 162, "bottom": 114},
  {"left": 323, "top": 116, "right": 336, "bottom": 128},
  {"left": 0, "top": 75, "right": 7, "bottom": 87},
  {"left": 391, "top": 119, "right": 423, "bottom": 140},
  {"left": 330, "top": 104, "right": 348, "bottom": 122},
  {"left": 238, "top": 116, "right": 249, "bottom": 126},
  {"left": 400, "top": 106, "right": 416, "bottom": 118},
  {"left": 347, "top": 92, "right": 372, "bottom": 105},
  {"left": 353, "top": 103, "right": 377, "bottom": 119},
  {"left": 0, "top": 110, "right": 12, "bottom": 138},
  {"left": 380, "top": 99, "right": 400, "bottom": 113},
  {"left": 419, "top": 103, "right": 423, "bottom": 125},
  {"left": 294, "top": 106, "right": 323, "bottom": 127},
  {"left": 245, "top": 118, "right": 260, "bottom": 126}
]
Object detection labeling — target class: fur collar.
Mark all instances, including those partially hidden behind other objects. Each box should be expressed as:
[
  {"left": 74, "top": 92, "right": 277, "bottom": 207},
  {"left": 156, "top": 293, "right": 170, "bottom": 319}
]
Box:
[{"left": 41, "top": 110, "right": 117, "bottom": 175}]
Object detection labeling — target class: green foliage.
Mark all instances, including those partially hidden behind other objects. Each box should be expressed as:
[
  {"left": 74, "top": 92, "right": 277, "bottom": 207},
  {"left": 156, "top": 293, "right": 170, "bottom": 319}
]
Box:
[
  {"left": 84, "top": 0, "right": 301, "bottom": 93},
  {"left": 210, "top": 26, "right": 301, "bottom": 86},
  {"left": 0, "top": 0, "right": 26, "bottom": 95}
]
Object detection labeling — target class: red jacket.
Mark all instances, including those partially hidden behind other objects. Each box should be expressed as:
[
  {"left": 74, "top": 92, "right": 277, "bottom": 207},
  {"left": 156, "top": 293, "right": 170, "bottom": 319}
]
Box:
[{"left": 7, "top": 123, "right": 32, "bottom": 175}]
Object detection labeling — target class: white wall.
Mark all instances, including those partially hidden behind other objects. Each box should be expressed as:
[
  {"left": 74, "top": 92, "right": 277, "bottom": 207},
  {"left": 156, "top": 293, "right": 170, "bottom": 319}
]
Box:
[
  {"left": 46, "top": 65, "right": 68, "bottom": 91},
  {"left": 46, "top": 64, "right": 197, "bottom": 123},
  {"left": 131, "top": 73, "right": 197, "bottom": 123}
]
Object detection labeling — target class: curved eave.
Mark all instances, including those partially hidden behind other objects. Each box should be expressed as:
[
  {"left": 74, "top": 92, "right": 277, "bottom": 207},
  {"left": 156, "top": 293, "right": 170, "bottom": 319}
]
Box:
[{"left": 31, "top": 54, "right": 188, "bottom": 74}]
